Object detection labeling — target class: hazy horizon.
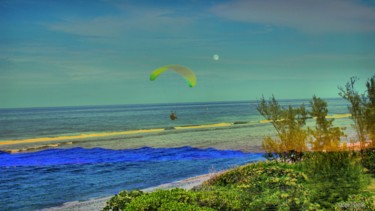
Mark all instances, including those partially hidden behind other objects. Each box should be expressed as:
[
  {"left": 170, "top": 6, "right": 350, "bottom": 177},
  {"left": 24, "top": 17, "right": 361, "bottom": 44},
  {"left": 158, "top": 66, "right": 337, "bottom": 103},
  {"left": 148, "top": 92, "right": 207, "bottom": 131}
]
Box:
[{"left": 0, "top": 96, "right": 348, "bottom": 110}]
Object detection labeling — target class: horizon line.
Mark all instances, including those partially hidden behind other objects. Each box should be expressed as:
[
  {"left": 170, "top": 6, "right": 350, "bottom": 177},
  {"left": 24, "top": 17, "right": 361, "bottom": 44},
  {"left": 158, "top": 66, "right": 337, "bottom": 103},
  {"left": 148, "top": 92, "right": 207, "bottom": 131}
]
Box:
[{"left": 0, "top": 97, "right": 345, "bottom": 110}]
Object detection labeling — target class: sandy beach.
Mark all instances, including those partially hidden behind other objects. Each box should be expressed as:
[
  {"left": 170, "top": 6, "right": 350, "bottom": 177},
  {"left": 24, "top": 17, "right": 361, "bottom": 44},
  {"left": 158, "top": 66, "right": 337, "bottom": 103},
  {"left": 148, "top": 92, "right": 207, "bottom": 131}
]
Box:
[
  {"left": 46, "top": 172, "right": 216, "bottom": 211},
  {"left": 0, "top": 122, "right": 236, "bottom": 149}
]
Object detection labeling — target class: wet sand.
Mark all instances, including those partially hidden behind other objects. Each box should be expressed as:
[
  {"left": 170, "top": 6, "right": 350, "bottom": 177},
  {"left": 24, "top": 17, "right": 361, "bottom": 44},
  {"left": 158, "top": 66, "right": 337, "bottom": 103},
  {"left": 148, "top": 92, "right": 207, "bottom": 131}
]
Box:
[{"left": 0, "top": 122, "right": 238, "bottom": 153}]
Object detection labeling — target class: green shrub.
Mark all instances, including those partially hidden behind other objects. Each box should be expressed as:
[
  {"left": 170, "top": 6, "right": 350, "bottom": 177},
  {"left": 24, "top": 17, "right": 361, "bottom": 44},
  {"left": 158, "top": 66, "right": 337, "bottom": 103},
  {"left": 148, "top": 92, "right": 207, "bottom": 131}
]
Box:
[
  {"left": 333, "top": 192, "right": 375, "bottom": 211},
  {"left": 204, "top": 161, "right": 303, "bottom": 187},
  {"left": 247, "top": 189, "right": 321, "bottom": 211},
  {"left": 125, "top": 187, "right": 247, "bottom": 211},
  {"left": 104, "top": 162, "right": 321, "bottom": 211},
  {"left": 202, "top": 161, "right": 320, "bottom": 210},
  {"left": 158, "top": 201, "right": 214, "bottom": 211},
  {"left": 362, "top": 148, "right": 375, "bottom": 174},
  {"left": 123, "top": 188, "right": 191, "bottom": 210},
  {"left": 103, "top": 160, "right": 372, "bottom": 210},
  {"left": 303, "top": 151, "right": 370, "bottom": 209},
  {"left": 193, "top": 187, "right": 246, "bottom": 210},
  {"left": 102, "top": 190, "right": 143, "bottom": 211}
]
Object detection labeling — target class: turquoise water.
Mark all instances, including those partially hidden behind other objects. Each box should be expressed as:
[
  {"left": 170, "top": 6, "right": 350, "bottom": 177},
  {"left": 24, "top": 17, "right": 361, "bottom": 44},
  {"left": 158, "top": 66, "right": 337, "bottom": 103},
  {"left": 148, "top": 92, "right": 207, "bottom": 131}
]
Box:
[
  {"left": 0, "top": 101, "right": 259, "bottom": 140},
  {"left": 0, "top": 99, "right": 353, "bottom": 210},
  {"left": 0, "top": 99, "right": 352, "bottom": 152}
]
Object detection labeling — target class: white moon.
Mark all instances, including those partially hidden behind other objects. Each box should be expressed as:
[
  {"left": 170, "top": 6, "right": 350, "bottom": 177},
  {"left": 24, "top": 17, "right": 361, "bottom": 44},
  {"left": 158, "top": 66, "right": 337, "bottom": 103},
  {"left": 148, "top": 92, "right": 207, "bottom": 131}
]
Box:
[{"left": 213, "top": 54, "right": 219, "bottom": 61}]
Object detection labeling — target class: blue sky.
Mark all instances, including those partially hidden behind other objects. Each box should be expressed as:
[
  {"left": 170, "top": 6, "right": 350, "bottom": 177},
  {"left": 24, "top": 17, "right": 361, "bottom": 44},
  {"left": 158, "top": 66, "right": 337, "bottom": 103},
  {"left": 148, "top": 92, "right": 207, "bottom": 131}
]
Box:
[{"left": 1, "top": 0, "right": 374, "bottom": 108}]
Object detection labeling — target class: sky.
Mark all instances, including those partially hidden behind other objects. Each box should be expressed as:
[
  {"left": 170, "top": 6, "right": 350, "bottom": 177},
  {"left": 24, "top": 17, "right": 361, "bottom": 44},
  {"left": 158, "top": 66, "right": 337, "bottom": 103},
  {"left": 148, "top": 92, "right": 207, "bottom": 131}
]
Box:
[{"left": 1, "top": 0, "right": 374, "bottom": 108}]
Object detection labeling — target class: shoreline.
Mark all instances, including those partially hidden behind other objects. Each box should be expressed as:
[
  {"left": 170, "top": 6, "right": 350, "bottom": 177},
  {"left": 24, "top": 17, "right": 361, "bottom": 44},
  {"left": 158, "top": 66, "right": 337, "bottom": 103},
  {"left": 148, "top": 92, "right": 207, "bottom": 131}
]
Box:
[
  {"left": 0, "top": 122, "right": 240, "bottom": 147},
  {"left": 1, "top": 113, "right": 351, "bottom": 147},
  {"left": 45, "top": 172, "right": 218, "bottom": 211},
  {"left": 0, "top": 113, "right": 353, "bottom": 154}
]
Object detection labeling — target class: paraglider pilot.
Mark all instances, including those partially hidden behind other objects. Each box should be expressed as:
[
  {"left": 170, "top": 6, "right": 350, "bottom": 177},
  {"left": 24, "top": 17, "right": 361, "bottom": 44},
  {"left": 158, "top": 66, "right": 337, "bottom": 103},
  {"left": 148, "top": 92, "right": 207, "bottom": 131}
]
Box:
[{"left": 170, "top": 111, "right": 177, "bottom": 120}]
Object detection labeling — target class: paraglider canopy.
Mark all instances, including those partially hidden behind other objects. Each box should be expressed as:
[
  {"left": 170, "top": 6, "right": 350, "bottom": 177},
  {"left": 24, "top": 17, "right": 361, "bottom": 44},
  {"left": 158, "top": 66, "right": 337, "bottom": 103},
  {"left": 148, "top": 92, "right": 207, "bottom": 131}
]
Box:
[{"left": 150, "top": 64, "right": 197, "bottom": 87}]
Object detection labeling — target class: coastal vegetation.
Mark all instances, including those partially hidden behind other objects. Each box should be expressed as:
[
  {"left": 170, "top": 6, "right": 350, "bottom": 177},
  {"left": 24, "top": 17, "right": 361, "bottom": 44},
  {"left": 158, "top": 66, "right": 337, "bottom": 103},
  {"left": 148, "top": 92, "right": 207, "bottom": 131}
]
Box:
[
  {"left": 339, "top": 76, "right": 375, "bottom": 173},
  {"left": 104, "top": 162, "right": 321, "bottom": 210},
  {"left": 103, "top": 76, "right": 375, "bottom": 210},
  {"left": 104, "top": 159, "right": 373, "bottom": 210},
  {"left": 256, "top": 95, "right": 308, "bottom": 162}
]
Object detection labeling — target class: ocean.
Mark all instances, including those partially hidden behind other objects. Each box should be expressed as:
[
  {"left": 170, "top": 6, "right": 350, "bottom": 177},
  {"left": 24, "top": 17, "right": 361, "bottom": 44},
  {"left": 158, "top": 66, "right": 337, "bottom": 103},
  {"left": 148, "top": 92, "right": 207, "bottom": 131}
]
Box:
[{"left": 0, "top": 99, "right": 353, "bottom": 210}]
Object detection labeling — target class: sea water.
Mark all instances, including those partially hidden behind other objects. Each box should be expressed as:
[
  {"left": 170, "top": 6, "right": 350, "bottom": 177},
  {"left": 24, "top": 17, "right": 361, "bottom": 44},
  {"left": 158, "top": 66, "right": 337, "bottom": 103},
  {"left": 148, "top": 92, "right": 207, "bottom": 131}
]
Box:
[
  {"left": 0, "top": 99, "right": 353, "bottom": 210},
  {"left": 0, "top": 147, "right": 264, "bottom": 210}
]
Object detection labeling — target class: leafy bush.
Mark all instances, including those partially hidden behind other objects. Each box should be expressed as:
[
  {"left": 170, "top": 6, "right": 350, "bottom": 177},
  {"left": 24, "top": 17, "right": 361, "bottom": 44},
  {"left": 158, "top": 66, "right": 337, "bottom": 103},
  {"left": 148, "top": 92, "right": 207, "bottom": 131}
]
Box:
[
  {"left": 158, "top": 201, "right": 214, "bottom": 211},
  {"left": 102, "top": 190, "right": 143, "bottom": 211},
  {"left": 333, "top": 192, "right": 375, "bottom": 211},
  {"left": 124, "top": 189, "right": 193, "bottom": 211},
  {"left": 103, "top": 161, "right": 372, "bottom": 210},
  {"left": 202, "top": 161, "right": 320, "bottom": 210},
  {"left": 204, "top": 161, "right": 303, "bottom": 186},
  {"left": 103, "top": 162, "right": 321, "bottom": 211},
  {"left": 362, "top": 148, "right": 375, "bottom": 174},
  {"left": 122, "top": 188, "right": 242, "bottom": 211},
  {"left": 303, "top": 151, "right": 371, "bottom": 209},
  {"left": 190, "top": 187, "right": 244, "bottom": 210}
]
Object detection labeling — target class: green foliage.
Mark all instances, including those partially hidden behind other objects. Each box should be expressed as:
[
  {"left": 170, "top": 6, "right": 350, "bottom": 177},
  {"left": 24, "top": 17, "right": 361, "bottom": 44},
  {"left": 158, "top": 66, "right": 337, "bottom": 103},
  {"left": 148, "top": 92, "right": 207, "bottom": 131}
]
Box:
[
  {"left": 303, "top": 151, "right": 371, "bottom": 209},
  {"left": 255, "top": 91, "right": 373, "bottom": 209},
  {"left": 103, "top": 161, "right": 374, "bottom": 210},
  {"left": 205, "top": 161, "right": 303, "bottom": 186},
  {"left": 103, "top": 162, "right": 323, "bottom": 211},
  {"left": 339, "top": 75, "right": 375, "bottom": 174},
  {"left": 102, "top": 190, "right": 144, "bottom": 211},
  {"left": 204, "top": 161, "right": 320, "bottom": 210},
  {"left": 257, "top": 95, "right": 346, "bottom": 160},
  {"left": 365, "top": 76, "right": 375, "bottom": 145},
  {"left": 362, "top": 148, "right": 375, "bottom": 174},
  {"left": 339, "top": 77, "right": 367, "bottom": 144},
  {"left": 124, "top": 188, "right": 198, "bottom": 211},
  {"left": 339, "top": 75, "right": 375, "bottom": 147},
  {"left": 121, "top": 187, "right": 243, "bottom": 211},
  {"left": 309, "top": 96, "right": 345, "bottom": 151},
  {"left": 333, "top": 192, "right": 375, "bottom": 211},
  {"left": 158, "top": 201, "right": 214, "bottom": 211},
  {"left": 257, "top": 95, "right": 308, "bottom": 162},
  {"left": 191, "top": 187, "right": 244, "bottom": 210}
]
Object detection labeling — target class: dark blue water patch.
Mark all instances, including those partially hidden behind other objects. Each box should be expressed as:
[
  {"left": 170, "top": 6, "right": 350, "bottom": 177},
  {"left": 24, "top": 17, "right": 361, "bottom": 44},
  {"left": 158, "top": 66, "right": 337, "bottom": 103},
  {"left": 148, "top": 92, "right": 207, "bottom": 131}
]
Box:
[
  {"left": 0, "top": 147, "right": 264, "bottom": 210},
  {"left": 0, "top": 146, "right": 261, "bottom": 167},
  {"left": 0, "top": 150, "right": 9, "bottom": 155}
]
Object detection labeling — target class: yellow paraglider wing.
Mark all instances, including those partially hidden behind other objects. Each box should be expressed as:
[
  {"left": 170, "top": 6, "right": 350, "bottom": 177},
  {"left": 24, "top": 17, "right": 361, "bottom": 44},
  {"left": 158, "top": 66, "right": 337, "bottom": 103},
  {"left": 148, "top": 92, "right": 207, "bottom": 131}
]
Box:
[{"left": 150, "top": 64, "right": 197, "bottom": 87}]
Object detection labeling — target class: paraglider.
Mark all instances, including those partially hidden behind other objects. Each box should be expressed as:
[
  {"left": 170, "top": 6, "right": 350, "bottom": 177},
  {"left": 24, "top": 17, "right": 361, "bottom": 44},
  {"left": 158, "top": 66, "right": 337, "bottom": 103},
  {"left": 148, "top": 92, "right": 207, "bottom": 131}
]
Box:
[
  {"left": 170, "top": 111, "right": 177, "bottom": 120},
  {"left": 150, "top": 64, "right": 196, "bottom": 120},
  {"left": 149, "top": 64, "right": 197, "bottom": 87}
]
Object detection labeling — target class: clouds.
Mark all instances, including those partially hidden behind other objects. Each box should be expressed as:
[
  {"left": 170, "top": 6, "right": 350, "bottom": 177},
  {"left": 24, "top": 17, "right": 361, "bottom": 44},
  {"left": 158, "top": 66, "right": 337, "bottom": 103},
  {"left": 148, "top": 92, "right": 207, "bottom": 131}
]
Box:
[
  {"left": 43, "top": 0, "right": 375, "bottom": 46},
  {"left": 212, "top": 0, "right": 375, "bottom": 33},
  {"left": 1, "top": 0, "right": 375, "bottom": 107},
  {"left": 47, "top": 6, "right": 194, "bottom": 38},
  {"left": 48, "top": 17, "right": 125, "bottom": 37}
]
